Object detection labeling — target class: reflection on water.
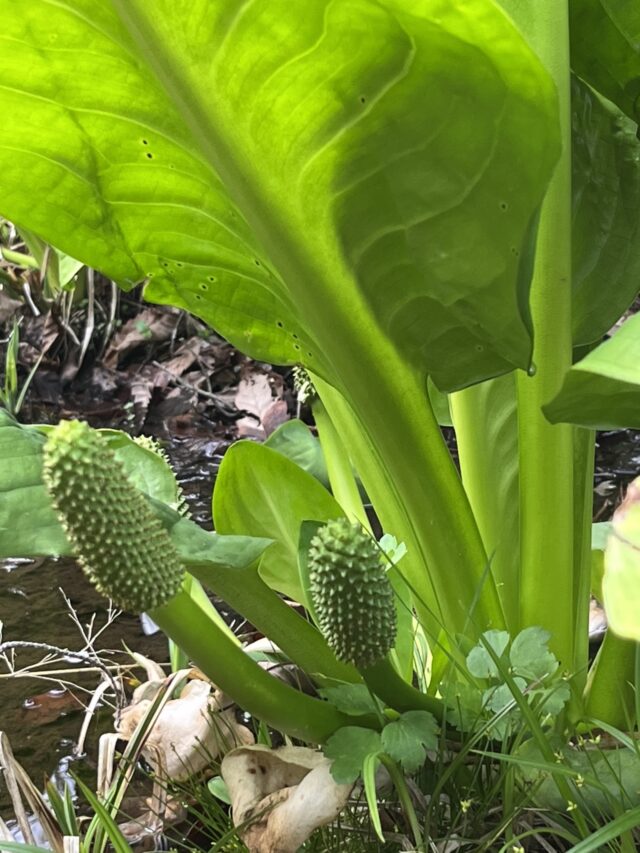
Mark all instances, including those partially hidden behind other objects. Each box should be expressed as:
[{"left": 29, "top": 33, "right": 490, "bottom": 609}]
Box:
[{"left": 0, "top": 556, "right": 167, "bottom": 818}]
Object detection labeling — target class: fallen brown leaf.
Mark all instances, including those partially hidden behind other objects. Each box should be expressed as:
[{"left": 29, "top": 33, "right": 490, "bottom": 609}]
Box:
[{"left": 102, "top": 308, "right": 178, "bottom": 369}]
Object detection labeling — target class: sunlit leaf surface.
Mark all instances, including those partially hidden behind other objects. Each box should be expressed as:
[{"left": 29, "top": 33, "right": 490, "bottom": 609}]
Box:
[{"left": 0, "top": 0, "right": 559, "bottom": 389}]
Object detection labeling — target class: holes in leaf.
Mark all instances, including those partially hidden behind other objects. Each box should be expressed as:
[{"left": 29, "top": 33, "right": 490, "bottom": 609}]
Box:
[
  {"left": 199, "top": 282, "right": 208, "bottom": 291},
  {"left": 475, "top": 345, "right": 484, "bottom": 352},
  {"left": 254, "top": 259, "right": 261, "bottom": 267},
  {"left": 142, "top": 139, "right": 149, "bottom": 145},
  {"left": 499, "top": 201, "right": 508, "bottom": 211},
  {"left": 294, "top": 344, "right": 301, "bottom": 351},
  {"left": 292, "top": 333, "right": 299, "bottom": 340},
  {"left": 176, "top": 262, "right": 183, "bottom": 268},
  {"left": 207, "top": 275, "right": 217, "bottom": 283},
  {"left": 276, "top": 320, "right": 284, "bottom": 328},
  {"left": 195, "top": 294, "right": 203, "bottom": 301},
  {"left": 360, "top": 96, "right": 366, "bottom": 104},
  {"left": 146, "top": 152, "right": 153, "bottom": 159},
  {"left": 161, "top": 261, "right": 170, "bottom": 268}
]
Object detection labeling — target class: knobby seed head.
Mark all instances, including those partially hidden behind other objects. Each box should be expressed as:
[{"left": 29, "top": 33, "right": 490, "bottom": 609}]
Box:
[
  {"left": 43, "top": 420, "right": 184, "bottom": 612},
  {"left": 308, "top": 518, "right": 396, "bottom": 668}
]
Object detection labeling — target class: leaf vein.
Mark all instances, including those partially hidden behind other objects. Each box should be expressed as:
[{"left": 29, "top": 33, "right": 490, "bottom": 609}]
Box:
[{"left": 296, "top": 32, "right": 417, "bottom": 187}]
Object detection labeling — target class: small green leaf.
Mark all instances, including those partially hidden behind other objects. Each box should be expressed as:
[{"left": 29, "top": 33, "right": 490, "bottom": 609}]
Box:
[
  {"left": 165, "top": 513, "right": 271, "bottom": 571},
  {"left": 207, "top": 776, "right": 231, "bottom": 805},
  {"left": 378, "top": 534, "right": 407, "bottom": 566},
  {"left": 380, "top": 710, "right": 439, "bottom": 774},
  {"left": 466, "top": 630, "right": 510, "bottom": 679},
  {"left": 264, "top": 419, "right": 330, "bottom": 488},
  {"left": 510, "top": 627, "right": 559, "bottom": 681},
  {"left": 484, "top": 679, "right": 527, "bottom": 715},
  {"left": 319, "top": 684, "right": 381, "bottom": 717},
  {"left": 323, "top": 727, "right": 382, "bottom": 785},
  {"left": 442, "top": 680, "right": 484, "bottom": 732},
  {"left": 0, "top": 410, "right": 70, "bottom": 557},
  {"left": 537, "top": 681, "right": 571, "bottom": 717}
]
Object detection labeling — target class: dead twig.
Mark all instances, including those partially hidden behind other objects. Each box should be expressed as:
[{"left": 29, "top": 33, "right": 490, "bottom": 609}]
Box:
[{"left": 0, "top": 641, "right": 125, "bottom": 707}]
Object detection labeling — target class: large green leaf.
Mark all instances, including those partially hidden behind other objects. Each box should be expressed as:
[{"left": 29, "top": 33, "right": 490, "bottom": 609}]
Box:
[
  {"left": 213, "top": 441, "right": 345, "bottom": 601},
  {"left": 570, "top": 0, "right": 640, "bottom": 123},
  {"left": 0, "top": 3, "right": 310, "bottom": 368},
  {"left": 0, "top": 0, "right": 559, "bottom": 390},
  {"left": 0, "top": 411, "right": 70, "bottom": 557},
  {"left": 544, "top": 312, "right": 640, "bottom": 428},
  {"left": 571, "top": 76, "right": 640, "bottom": 345},
  {"left": 495, "top": 7, "right": 640, "bottom": 347}
]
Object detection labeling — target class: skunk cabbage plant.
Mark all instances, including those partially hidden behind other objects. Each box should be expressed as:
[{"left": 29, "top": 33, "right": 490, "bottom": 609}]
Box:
[{"left": 1, "top": 0, "right": 640, "bottom": 747}]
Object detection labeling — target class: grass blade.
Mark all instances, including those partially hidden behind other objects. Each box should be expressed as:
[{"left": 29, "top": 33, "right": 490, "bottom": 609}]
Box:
[
  {"left": 74, "top": 777, "right": 134, "bottom": 853},
  {"left": 567, "top": 806, "right": 640, "bottom": 852},
  {"left": 362, "top": 752, "right": 384, "bottom": 843}
]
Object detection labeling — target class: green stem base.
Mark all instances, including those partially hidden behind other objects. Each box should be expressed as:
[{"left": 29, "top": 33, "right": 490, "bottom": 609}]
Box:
[{"left": 151, "top": 590, "right": 376, "bottom": 743}]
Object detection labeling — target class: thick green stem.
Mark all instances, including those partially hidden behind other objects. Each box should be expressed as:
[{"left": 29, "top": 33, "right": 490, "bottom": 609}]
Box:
[
  {"left": 189, "top": 561, "right": 358, "bottom": 684},
  {"left": 312, "top": 398, "right": 370, "bottom": 531},
  {"left": 362, "top": 659, "right": 444, "bottom": 722},
  {"left": 450, "top": 375, "right": 520, "bottom": 633},
  {"left": 313, "top": 374, "right": 503, "bottom": 647},
  {"left": 312, "top": 380, "right": 417, "bottom": 676},
  {"left": 572, "top": 427, "right": 596, "bottom": 701},
  {"left": 151, "top": 590, "right": 374, "bottom": 742},
  {"left": 515, "top": 2, "right": 574, "bottom": 669},
  {"left": 170, "top": 573, "right": 240, "bottom": 672}
]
